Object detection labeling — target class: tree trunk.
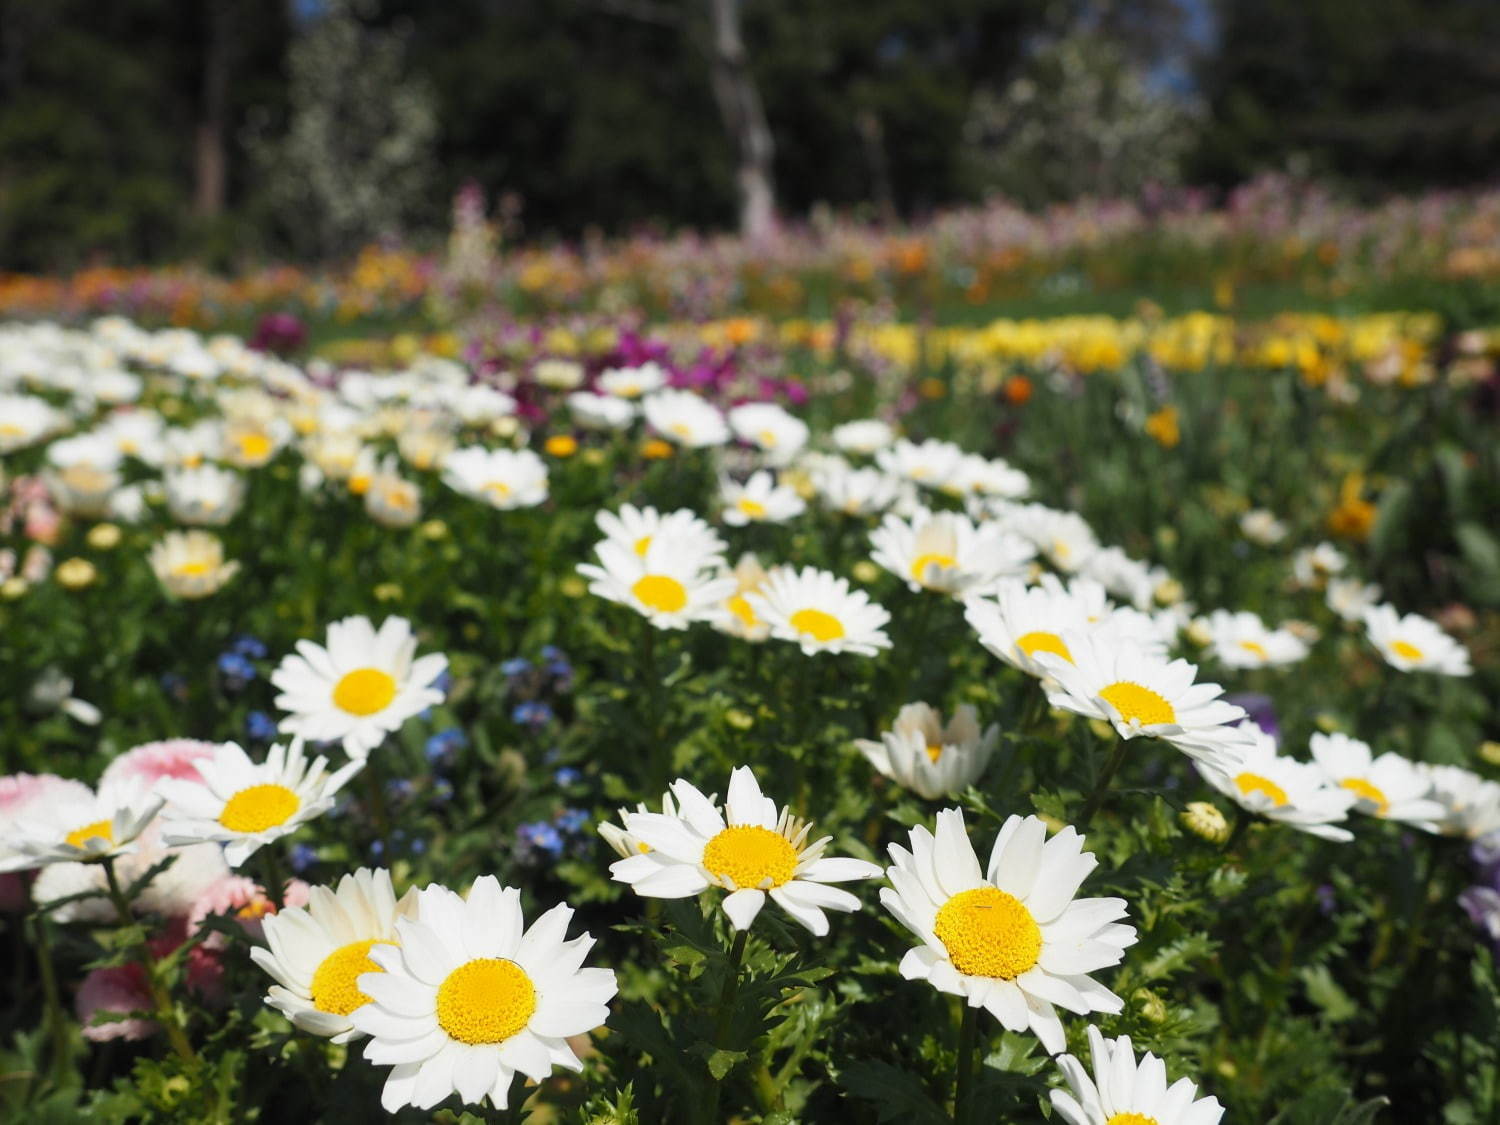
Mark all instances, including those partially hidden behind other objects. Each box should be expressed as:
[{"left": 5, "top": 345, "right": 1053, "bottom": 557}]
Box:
[
  {"left": 706, "top": 0, "right": 776, "bottom": 242},
  {"left": 193, "top": 0, "right": 230, "bottom": 218}
]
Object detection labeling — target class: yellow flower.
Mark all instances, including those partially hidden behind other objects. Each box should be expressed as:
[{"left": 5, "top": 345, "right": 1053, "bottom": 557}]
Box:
[
  {"left": 86, "top": 523, "right": 122, "bottom": 551},
  {"left": 641, "top": 438, "right": 673, "bottom": 460},
  {"left": 1, "top": 577, "right": 28, "bottom": 600},
  {"left": 56, "top": 557, "right": 97, "bottom": 590},
  {"left": 1144, "top": 405, "right": 1180, "bottom": 448},
  {"left": 1328, "top": 473, "right": 1376, "bottom": 541},
  {"left": 544, "top": 434, "right": 578, "bottom": 458}
]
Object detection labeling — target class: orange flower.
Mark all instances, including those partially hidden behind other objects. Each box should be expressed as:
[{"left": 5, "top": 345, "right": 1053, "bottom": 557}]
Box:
[
  {"left": 1328, "top": 474, "right": 1376, "bottom": 541},
  {"left": 1003, "top": 375, "right": 1033, "bottom": 405},
  {"left": 641, "top": 438, "right": 674, "bottom": 460},
  {"left": 1144, "top": 406, "right": 1181, "bottom": 448},
  {"left": 544, "top": 434, "right": 578, "bottom": 458}
]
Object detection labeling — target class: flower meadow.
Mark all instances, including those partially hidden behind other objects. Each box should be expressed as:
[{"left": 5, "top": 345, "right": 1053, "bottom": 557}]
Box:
[{"left": 0, "top": 295, "right": 1497, "bottom": 1124}]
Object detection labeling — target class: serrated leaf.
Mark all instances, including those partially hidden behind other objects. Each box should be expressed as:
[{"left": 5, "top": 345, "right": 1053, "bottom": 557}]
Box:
[{"left": 840, "top": 1060, "right": 949, "bottom": 1125}]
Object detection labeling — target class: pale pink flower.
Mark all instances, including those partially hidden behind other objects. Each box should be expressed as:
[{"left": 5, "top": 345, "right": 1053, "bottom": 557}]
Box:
[{"left": 102, "top": 740, "right": 219, "bottom": 788}]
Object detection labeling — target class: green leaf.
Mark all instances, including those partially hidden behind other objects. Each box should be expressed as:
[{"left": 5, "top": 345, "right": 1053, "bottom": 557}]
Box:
[{"left": 839, "top": 1060, "right": 949, "bottom": 1125}]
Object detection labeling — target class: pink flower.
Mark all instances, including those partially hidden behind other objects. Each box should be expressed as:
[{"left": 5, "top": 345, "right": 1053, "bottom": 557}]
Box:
[
  {"left": 101, "top": 740, "right": 218, "bottom": 788},
  {"left": 75, "top": 964, "right": 155, "bottom": 1042},
  {"left": 1, "top": 773, "right": 93, "bottom": 909},
  {"left": 186, "top": 873, "right": 307, "bottom": 945}
]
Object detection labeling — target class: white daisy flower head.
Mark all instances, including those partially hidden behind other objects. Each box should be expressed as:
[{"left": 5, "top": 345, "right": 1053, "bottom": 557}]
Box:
[
  {"left": 164, "top": 463, "right": 245, "bottom": 526},
  {"left": 221, "top": 419, "right": 289, "bottom": 468},
  {"left": 748, "top": 564, "right": 892, "bottom": 656},
  {"left": 830, "top": 418, "right": 894, "bottom": 456},
  {"left": 946, "top": 453, "right": 1030, "bottom": 500},
  {"left": 566, "top": 390, "right": 636, "bottom": 431},
  {"left": 1037, "top": 632, "right": 1251, "bottom": 772},
  {"left": 855, "top": 702, "right": 1000, "bottom": 799},
  {"left": 97, "top": 410, "right": 161, "bottom": 462},
  {"left": 812, "top": 462, "right": 906, "bottom": 516},
  {"left": 598, "top": 361, "right": 668, "bottom": 399},
  {"left": 577, "top": 534, "right": 737, "bottom": 631},
  {"left": 44, "top": 461, "right": 122, "bottom": 519},
  {"left": 598, "top": 790, "right": 682, "bottom": 861},
  {"left": 713, "top": 553, "right": 772, "bottom": 642},
  {"left": 727, "top": 401, "right": 809, "bottom": 464},
  {"left": 1292, "top": 541, "right": 1347, "bottom": 587},
  {"left": 441, "top": 446, "right": 549, "bottom": 510},
  {"left": 349, "top": 876, "right": 618, "bottom": 1113},
  {"left": 1013, "top": 504, "right": 1100, "bottom": 575},
  {"left": 643, "top": 388, "right": 730, "bottom": 448},
  {"left": 1239, "top": 508, "right": 1287, "bottom": 546},
  {"left": 0, "top": 778, "right": 163, "bottom": 872},
  {"left": 1051, "top": 1024, "right": 1224, "bottom": 1125},
  {"left": 149, "top": 530, "right": 241, "bottom": 600},
  {"left": 364, "top": 459, "right": 423, "bottom": 529},
  {"left": 720, "top": 470, "right": 806, "bottom": 526},
  {"left": 595, "top": 503, "right": 726, "bottom": 562},
  {"left": 533, "top": 358, "right": 585, "bottom": 391},
  {"left": 1308, "top": 732, "right": 1446, "bottom": 830},
  {"left": 159, "top": 739, "right": 362, "bottom": 867},
  {"left": 881, "top": 809, "right": 1136, "bottom": 1054},
  {"left": 1196, "top": 723, "right": 1356, "bottom": 842},
  {"left": 1361, "top": 604, "right": 1472, "bottom": 676},
  {"left": 875, "top": 437, "right": 965, "bottom": 491},
  {"left": 250, "top": 867, "right": 417, "bottom": 1043},
  {"left": 611, "top": 766, "right": 881, "bottom": 935},
  {"left": 1326, "top": 577, "right": 1383, "bottom": 622},
  {"left": 1418, "top": 765, "right": 1500, "bottom": 840},
  {"left": 1080, "top": 546, "right": 1168, "bottom": 611},
  {"left": 964, "top": 577, "right": 1096, "bottom": 680},
  {"left": 870, "top": 509, "right": 1035, "bottom": 597},
  {"left": 270, "top": 615, "right": 449, "bottom": 760},
  {"left": 0, "top": 393, "right": 68, "bottom": 453},
  {"left": 1204, "top": 609, "right": 1310, "bottom": 670}
]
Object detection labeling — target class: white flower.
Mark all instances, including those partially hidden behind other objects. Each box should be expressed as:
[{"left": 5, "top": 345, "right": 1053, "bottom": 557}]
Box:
[
  {"left": 160, "top": 739, "right": 362, "bottom": 867},
  {"left": 856, "top": 703, "right": 999, "bottom": 799},
  {"left": 610, "top": 766, "right": 881, "bottom": 935},
  {"left": 1239, "top": 509, "right": 1287, "bottom": 546},
  {"left": 947, "top": 453, "right": 1030, "bottom": 499},
  {"left": 1051, "top": 1025, "right": 1224, "bottom": 1125},
  {"left": 1012, "top": 505, "right": 1100, "bottom": 574},
  {"left": 577, "top": 535, "right": 737, "bottom": 631},
  {"left": 270, "top": 615, "right": 449, "bottom": 760},
  {"left": 598, "top": 361, "right": 667, "bottom": 399},
  {"left": 1308, "top": 732, "right": 1446, "bottom": 830},
  {"left": 812, "top": 462, "right": 906, "bottom": 516},
  {"left": 534, "top": 359, "right": 585, "bottom": 391},
  {"left": 1418, "top": 765, "right": 1500, "bottom": 839},
  {"left": 567, "top": 390, "right": 635, "bottom": 431},
  {"left": 1196, "top": 723, "right": 1356, "bottom": 842},
  {"left": 0, "top": 394, "right": 67, "bottom": 452},
  {"left": 965, "top": 577, "right": 1099, "bottom": 680},
  {"left": 876, "top": 438, "right": 965, "bottom": 490},
  {"left": 1361, "top": 604, "right": 1471, "bottom": 676},
  {"left": 1204, "top": 609, "right": 1309, "bottom": 669},
  {"left": 364, "top": 456, "right": 423, "bottom": 529},
  {"left": 1326, "top": 577, "right": 1382, "bottom": 622},
  {"left": 1037, "top": 632, "right": 1251, "bottom": 772},
  {"left": 165, "top": 464, "right": 245, "bottom": 525},
  {"left": 831, "top": 418, "right": 894, "bottom": 455},
  {"left": 349, "top": 876, "right": 618, "bottom": 1113},
  {"left": 871, "top": 508, "right": 1034, "bottom": 596},
  {"left": 712, "top": 553, "right": 773, "bottom": 642},
  {"left": 643, "top": 389, "right": 730, "bottom": 448},
  {"left": 149, "top": 530, "right": 241, "bottom": 599},
  {"left": 594, "top": 503, "right": 726, "bottom": 562},
  {"left": 1292, "top": 542, "right": 1347, "bottom": 587},
  {"left": 250, "top": 868, "right": 417, "bottom": 1043},
  {"left": 720, "top": 471, "right": 806, "bottom": 525},
  {"left": 728, "top": 402, "right": 809, "bottom": 464},
  {"left": 748, "top": 564, "right": 892, "bottom": 656},
  {"left": 441, "top": 446, "right": 549, "bottom": 509},
  {"left": 881, "top": 809, "right": 1136, "bottom": 1054},
  {"left": 0, "top": 778, "right": 163, "bottom": 872},
  {"left": 1080, "top": 546, "right": 1168, "bottom": 611},
  {"left": 599, "top": 791, "right": 681, "bottom": 861}
]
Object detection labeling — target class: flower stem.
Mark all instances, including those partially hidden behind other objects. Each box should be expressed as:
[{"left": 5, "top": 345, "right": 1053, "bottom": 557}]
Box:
[
  {"left": 102, "top": 857, "right": 196, "bottom": 1065},
  {"left": 1076, "top": 739, "right": 1129, "bottom": 830},
  {"left": 953, "top": 1002, "right": 978, "bottom": 1125},
  {"left": 702, "top": 928, "right": 750, "bottom": 1125},
  {"left": 31, "top": 915, "right": 70, "bottom": 1090}
]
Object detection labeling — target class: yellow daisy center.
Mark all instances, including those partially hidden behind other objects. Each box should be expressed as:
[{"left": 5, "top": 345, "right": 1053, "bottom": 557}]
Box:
[
  {"left": 737, "top": 498, "right": 767, "bottom": 519},
  {"left": 757, "top": 428, "right": 778, "bottom": 447},
  {"left": 332, "top": 667, "right": 398, "bottom": 716},
  {"left": 218, "top": 784, "right": 302, "bottom": 833},
  {"left": 0, "top": 422, "right": 24, "bottom": 437},
  {"left": 701, "top": 825, "right": 798, "bottom": 889},
  {"left": 173, "top": 560, "right": 212, "bottom": 577},
  {"left": 728, "top": 594, "right": 759, "bottom": 628},
  {"left": 1106, "top": 1115, "right": 1160, "bottom": 1125},
  {"left": 65, "top": 819, "right": 115, "bottom": 850},
  {"left": 789, "top": 607, "right": 845, "bottom": 642},
  {"left": 632, "top": 574, "right": 688, "bottom": 613},
  {"left": 1015, "top": 630, "right": 1072, "bottom": 663},
  {"left": 1239, "top": 640, "right": 1268, "bottom": 660},
  {"left": 933, "top": 886, "right": 1042, "bottom": 980},
  {"left": 311, "top": 939, "right": 386, "bottom": 1016},
  {"left": 1341, "top": 777, "right": 1390, "bottom": 816},
  {"left": 1099, "top": 681, "right": 1176, "bottom": 726},
  {"left": 910, "top": 553, "right": 956, "bottom": 582},
  {"left": 435, "top": 958, "right": 536, "bottom": 1044},
  {"left": 670, "top": 422, "right": 693, "bottom": 438},
  {"left": 236, "top": 433, "right": 273, "bottom": 460},
  {"left": 1390, "top": 639, "right": 1424, "bottom": 662},
  {"left": 1234, "top": 772, "right": 1289, "bottom": 807},
  {"left": 482, "top": 480, "right": 512, "bottom": 501},
  {"left": 925, "top": 743, "right": 943, "bottom": 763},
  {"left": 349, "top": 475, "right": 372, "bottom": 495}
]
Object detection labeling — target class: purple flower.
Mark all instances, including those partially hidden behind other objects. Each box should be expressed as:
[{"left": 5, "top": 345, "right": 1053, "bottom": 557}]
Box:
[
  {"left": 1224, "top": 693, "right": 1279, "bottom": 742},
  {"left": 246, "top": 710, "right": 277, "bottom": 741}
]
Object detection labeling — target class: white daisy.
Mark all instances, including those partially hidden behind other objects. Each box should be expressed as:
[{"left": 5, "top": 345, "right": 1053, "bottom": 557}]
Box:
[
  {"left": 1196, "top": 723, "right": 1356, "bottom": 842},
  {"left": 364, "top": 458, "right": 423, "bottom": 529},
  {"left": 1080, "top": 546, "right": 1168, "bottom": 611},
  {"left": 642, "top": 389, "right": 730, "bottom": 448},
  {"left": 875, "top": 438, "right": 964, "bottom": 491},
  {"left": 441, "top": 446, "right": 549, "bottom": 510},
  {"left": 1292, "top": 542, "right": 1347, "bottom": 587},
  {"left": 727, "top": 402, "right": 809, "bottom": 464},
  {"left": 0, "top": 393, "right": 68, "bottom": 453},
  {"left": 712, "top": 553, "right": 773, "bottom": 642},
  {"left": 831, "top": 418, "right": 894, "bottom": 455},
  {"left": 598, "top": 361, "right": 668, "bottom": 399},
  {"left": 1204, "top": 609, "right": 1309, "bottom": 669},
  {"left": 946, "top": 453, "right": 1030, "bottom": 500},
  {"left": 1418, "top": 765, "right": 1500, "bottom": 839},
  {"left": 149, "top": 530, "right": 241, "bottom": 600},
  {"left": 349, "top": 876, "right": 618, "bottom": 1113},
  {"left": 720, "top": 471, "right": 806, "bottom": 526},
  {"left": 1051, "top": 1025, "right": 1224, "bottom": 1125},
  {"left": 964, "top": 577, "right": 1097, "bottom": 680},
  {"left": 881, "top": 809, "right": 1136, "bottom": 1054},
  {"left": 870, "top": 509, "right": 1034, "bottom": 596},
  {"left": 748, "top": 564, "right": 892, "bottom": 656},
  {"left": 812, "top": 462, "right": 906, "bottom": 516},
  {"left": 159, "top": 739, "right": 363, "bottom": 867},
  {"left": 577, "top": 535, "right": 737, "bottom": 631},
  {"left": 270, "top": 615, "right": 449, "bottom": 760},
  {"left": 567, "top": 390, "right": 636, "bottom": 431},
  {"left": 610, "top": 766, "right": 881, "bottom": 935},
  {"left": 0, "top": 778, "right": 163, "bottom": 872},
  {"left": 1012, "top": 505, "right": 1100, "bottom": 575},
  {"left": 1037, "top": 632, "right": 1251, "bottom": 772},
  {"left": 1326, "top": 577, "right": 1382, "bottom": 623},
  {"left": 250, "top": 867, "right": 417, "bottom": 1043},
  {"left": 164, "top": 463, "right": 246, "bottom": 526},
  {"left": 1308, "top": 732, "right": 1446, "bottom": 830},
  {"left": 599, "top": 790, "right": 682, "bottom": 862},
  {"left": 594, "top": 503, "right": 726, "bottom": 561},
  {"left": 855, "top": 703, "right": 999, "bottom": 799},
  {"left": 1361, "top": 604, "right": 1472, "bottom": 676},
  {"left": 1239, "top": 509, "right": 1287, "bottom": 546}
]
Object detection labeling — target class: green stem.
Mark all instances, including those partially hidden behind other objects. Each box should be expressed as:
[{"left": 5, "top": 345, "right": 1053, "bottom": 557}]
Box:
[
  {"left": 102, "top": 858, "right": 196, "bottom": 1065},
  {"left": 31, "top": 914, "right": 70, "bottom": 1091},
  {"left": 257, "top": 846, "right": 289, "bottom": 906},
  {"left": 702, "top": 928, "right": 750, "bottom": 1125},
  {"left": 953, "top": 1002, "right": 978, "bottom": 1125},
  {"left": 640, "top": 616, "right": 670, "bottom": 789},
  {"left": 1075, "top": 739, "right": 1129, "bottom": 830}
]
